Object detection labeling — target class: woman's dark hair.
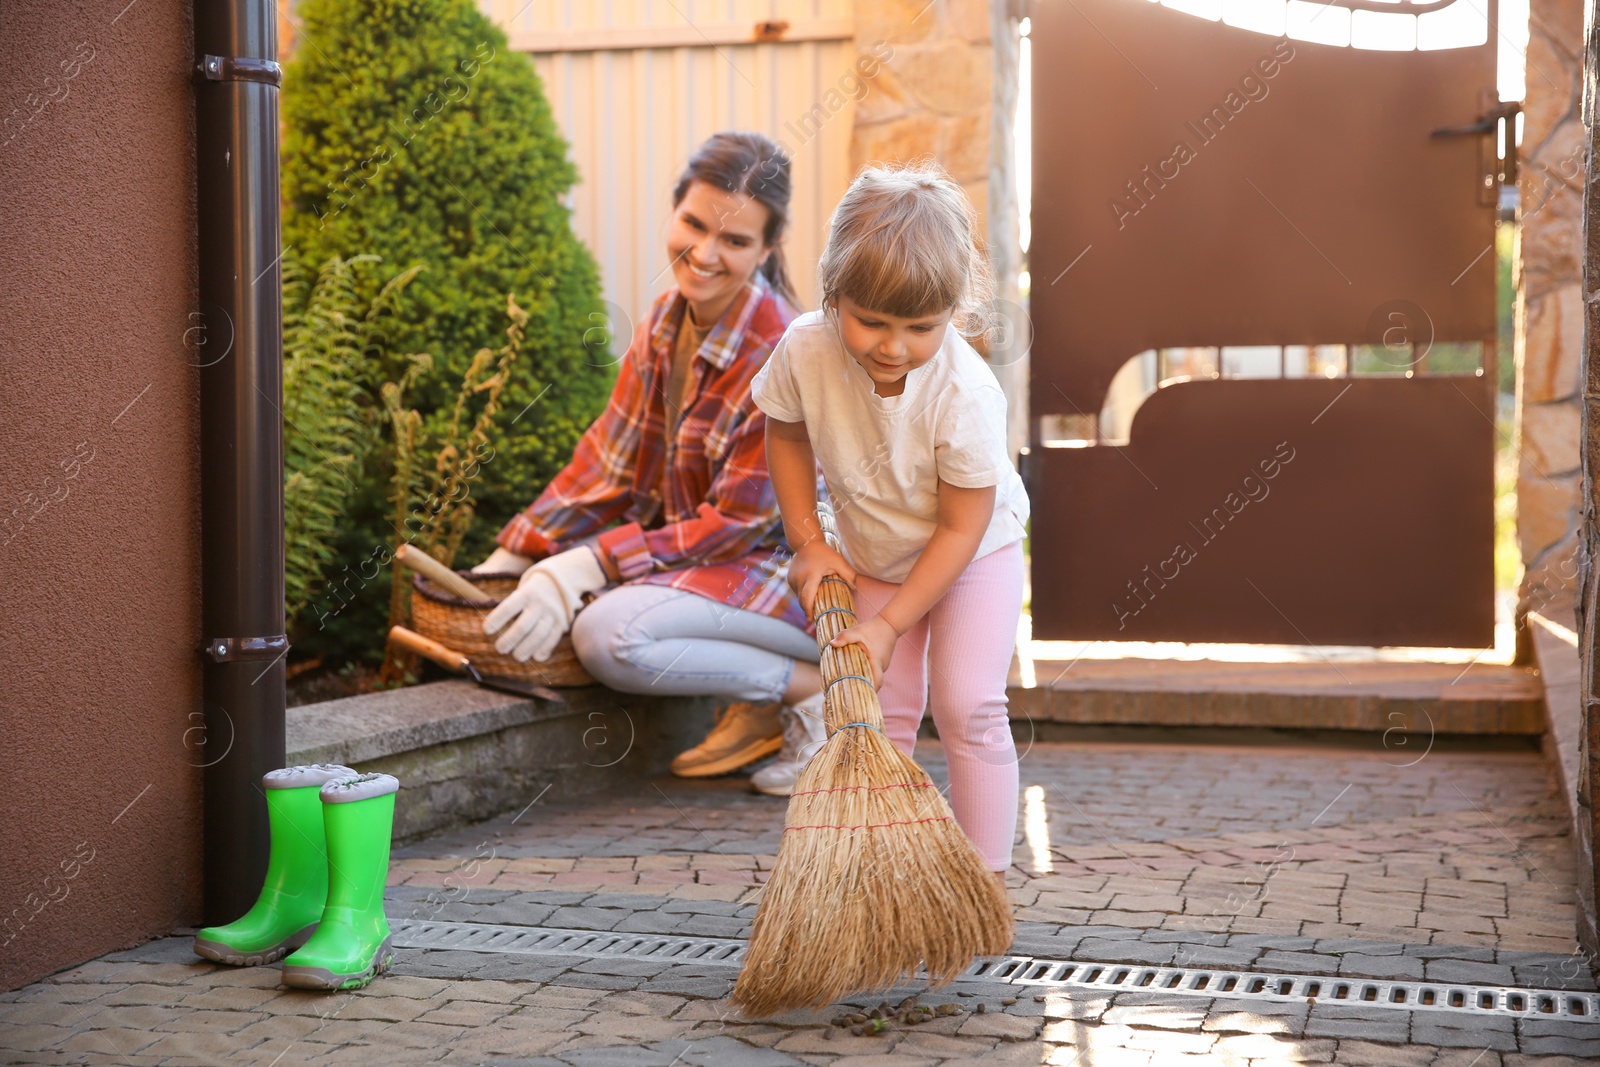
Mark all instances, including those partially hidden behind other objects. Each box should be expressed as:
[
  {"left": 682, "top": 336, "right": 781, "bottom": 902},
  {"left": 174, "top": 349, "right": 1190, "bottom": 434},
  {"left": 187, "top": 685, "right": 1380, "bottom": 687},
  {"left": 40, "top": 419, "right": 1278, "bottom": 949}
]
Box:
[{"left": 671, "top": 131, "right": 798, "bottom": 308}]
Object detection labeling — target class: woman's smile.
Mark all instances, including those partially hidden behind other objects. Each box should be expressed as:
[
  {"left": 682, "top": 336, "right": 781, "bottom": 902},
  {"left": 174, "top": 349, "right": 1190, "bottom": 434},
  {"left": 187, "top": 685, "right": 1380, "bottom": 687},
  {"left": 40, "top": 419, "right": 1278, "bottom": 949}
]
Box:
[
  {"left": 665, "top": 180, "right": 772, "bottom": 326},
  {"left": 685, "top": 259, "right": 724, "bottom": 279}
]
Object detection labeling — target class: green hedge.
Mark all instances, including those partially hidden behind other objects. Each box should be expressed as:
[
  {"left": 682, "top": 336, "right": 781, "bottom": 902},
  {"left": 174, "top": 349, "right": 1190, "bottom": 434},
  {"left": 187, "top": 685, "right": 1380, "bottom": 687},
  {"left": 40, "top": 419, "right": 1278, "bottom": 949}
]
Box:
[{"left": 281, "top": 0, "right": 614, "bottom": 667}]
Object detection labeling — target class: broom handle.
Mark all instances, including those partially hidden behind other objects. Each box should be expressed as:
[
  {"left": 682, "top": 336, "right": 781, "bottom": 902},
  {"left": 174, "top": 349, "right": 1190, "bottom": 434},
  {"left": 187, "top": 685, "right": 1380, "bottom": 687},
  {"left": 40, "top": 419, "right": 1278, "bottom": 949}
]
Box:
[
  {"left": 395, "top": 544, "right": 493, "bottom": 601},
  {"left": 811, "top": 503, "right": 885, "bottom": 732}
]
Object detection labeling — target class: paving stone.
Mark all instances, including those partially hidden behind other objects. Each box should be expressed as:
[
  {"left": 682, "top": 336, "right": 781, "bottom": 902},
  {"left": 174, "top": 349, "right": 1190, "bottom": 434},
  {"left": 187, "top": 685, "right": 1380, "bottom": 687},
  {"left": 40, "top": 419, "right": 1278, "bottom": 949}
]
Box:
[
  {"left": 1100, "top": 998, "right": 1207, "bottom": 1029},
  {"left": 469, "top": 957, "right": 591, "bottom": 983},
  {"left": 1167, "top": 945, "right": 1258, "bottom": 968},
  {"left": 956, "top": 1011, "right": 1041, "bottom": 1040},
  {"left": 151, "top": 1008, "right": 264, "bottom": 1033},
  {"left": 415, "top": 998, "right": 516, "bottom": 1026},
  {"left": 1503, "top": 955, "right": 1599, "bottom": 991},
  {"left": 773, "top": 1029, "right": 896, "bottom": 1055},
  {"left": 1226, "top": 934, "right": 1319, "bottom": 953},
  {"left": 547, "top": 907, "right": 629, "bottom": 931},
  {"left": 1202, "top": 997, "right": 1309, "bottom": 1035},
  {"left": 1037, "top": 991, "right": 1115, "bottom": 1023},
  {"left": 1303, "top": 1004, "right": 1409, "bottom": 1042},
  {"left": 124, "top": 1029, "right": 257, "bottom": 1060},
  {"left": 3, "top": 983, "right": 111, "bottom": 1006},
  {"left": 1411, "top": 1014, "right": 1518, "bottom": 1050},
  {"left": 1435, "top": 1054, "right": 1508, "bottom": 1067},
  {"left": 0, "top": 1023, "right": 81, "bottom": 1052},
  {"left": 231, "top": 1011, "right": 344, "bottom": 1043},
  {"left": 611, "top": 913, "right": 691, "bottom": 936},
  {"left": 334, "top": 994, "right": 438, "bottom": 1022},
  {"left": 553, "top": 1046, "right": 687, "bottom": 1066},
  {"left": 1329, "top": 1039, "right": 1441, "bottom": 1065},
  {"left": 549, "top": 972, "right": 644, "bottom": 992},
  {"left": 1336, "top": 953, "right": 1425, "bottom": 980},
  {"left": 87, "top": 983, "right": 187, "bottom": 1007},
  {"left": 1258, "top": 951, "right": 1341, "bottom": 975},
  {"left": 645, "top": 1035, "right": 805, "bottom": 1066},
  {"left": 571, "top": 894, "right": 665, "bottom": 911},
  {"left": 1313, "top": 939, "right": 1406, "bottom": 956},
  {"left": 1071, "top": 938, "right": 1176, "bottom": 965},
  {"left": 1517, "top": 1016, "right": 1600, "bottom": 1040},
  {"left": 1423, "top": 959, "right": 1517, "bottom": 985},
  {"left": 671, "top": 917, "right": 749, "bottom": 938},
  {"left": 474, "top": 902, "right": 563, "bottom": 926},
  {"left": 635, "top": 976, "right": 735, "bottom": 999},
  {"left": 572, "top": 958, "right": 674, "bottom": 978},
  {"left": 1516, "top": 1035, "right": 1600, "bottom": 1057},
  {"left": 1403, "top": 944, "right": 1498, "bottom": 962},
  {"left": 1051, "top": 925, "right": 1145, "bottom": 942},
  {"left": 1210, "top": 1032, "right": 1334, "bottom": 1060},
  {"left": 50, "top": 1027, "right": 166, "bottom": 1057},
  {"left": 99, "top": 939, "right": 201, "bottom": 966},
  {"left": 657, "top": 899, "right": 745, "bottom": 917}
]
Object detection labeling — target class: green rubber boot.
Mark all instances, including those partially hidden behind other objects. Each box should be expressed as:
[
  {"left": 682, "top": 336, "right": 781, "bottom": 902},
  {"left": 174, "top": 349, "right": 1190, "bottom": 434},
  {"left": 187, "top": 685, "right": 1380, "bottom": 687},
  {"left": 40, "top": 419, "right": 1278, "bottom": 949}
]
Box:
[
  {"left": 281, "top": 772, "right": 399, "bottom": 991},
  {"left": 193, "top": 764, "right": 357, "bottom": 966}
]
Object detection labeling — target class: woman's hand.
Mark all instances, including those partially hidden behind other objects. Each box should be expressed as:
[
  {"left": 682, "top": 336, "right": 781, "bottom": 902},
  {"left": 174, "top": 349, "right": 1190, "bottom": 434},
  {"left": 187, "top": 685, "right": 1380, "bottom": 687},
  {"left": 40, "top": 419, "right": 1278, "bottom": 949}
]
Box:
[
  {"left": 472, "top": 546, "right": 534, "bottom": 576},
  {"left": 483, "top": 546, "right": 609, "bottom": 662},
  {"left": 788, "top": 539, "right": 856, "bottom": 619},
  {"left": 829, "top": 614, "right": 899, "bottom": 687}
]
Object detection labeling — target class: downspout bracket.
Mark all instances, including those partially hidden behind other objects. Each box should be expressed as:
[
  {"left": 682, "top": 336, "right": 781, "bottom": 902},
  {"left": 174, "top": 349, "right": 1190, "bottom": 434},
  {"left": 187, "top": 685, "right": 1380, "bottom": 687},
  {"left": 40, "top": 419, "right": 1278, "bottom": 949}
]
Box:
[
  {"left": 203, "top": 634, "right": 290, "bottom": 663},
  {"left": 196, "top": 55, "right": 283, "bottom": 86}
]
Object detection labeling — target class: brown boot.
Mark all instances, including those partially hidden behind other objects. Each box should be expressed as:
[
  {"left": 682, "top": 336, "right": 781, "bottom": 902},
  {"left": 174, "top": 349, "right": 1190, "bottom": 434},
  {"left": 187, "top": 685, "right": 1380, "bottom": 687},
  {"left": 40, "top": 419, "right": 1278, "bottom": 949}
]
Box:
[{"left": 669, "top": 701, "right": 784, "bottom": 778}]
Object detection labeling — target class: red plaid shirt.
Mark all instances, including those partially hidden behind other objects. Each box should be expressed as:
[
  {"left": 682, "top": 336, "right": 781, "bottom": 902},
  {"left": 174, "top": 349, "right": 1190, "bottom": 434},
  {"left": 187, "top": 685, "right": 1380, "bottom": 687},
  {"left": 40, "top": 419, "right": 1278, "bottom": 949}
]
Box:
[{"left": 495, "top": 274, "right": 809, "bottom": 631}]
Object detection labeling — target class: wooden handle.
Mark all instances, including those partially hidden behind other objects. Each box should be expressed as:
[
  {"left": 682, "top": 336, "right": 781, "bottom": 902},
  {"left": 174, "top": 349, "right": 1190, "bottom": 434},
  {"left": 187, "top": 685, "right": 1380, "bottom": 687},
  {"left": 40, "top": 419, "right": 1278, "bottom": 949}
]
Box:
[
  {"left": 394, "top": 544, "right": 493, "bottom": 601},
  {"left": 387, "top": 625, "right": 471, "bottom": 674}
]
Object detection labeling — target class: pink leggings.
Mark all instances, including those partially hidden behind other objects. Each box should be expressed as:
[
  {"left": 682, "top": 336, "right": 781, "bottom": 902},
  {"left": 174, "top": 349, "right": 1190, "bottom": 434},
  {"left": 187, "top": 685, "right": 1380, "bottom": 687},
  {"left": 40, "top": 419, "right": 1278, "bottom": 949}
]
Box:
[{"left": 853, "top": 539, "right": 1023, "bottom": 871}]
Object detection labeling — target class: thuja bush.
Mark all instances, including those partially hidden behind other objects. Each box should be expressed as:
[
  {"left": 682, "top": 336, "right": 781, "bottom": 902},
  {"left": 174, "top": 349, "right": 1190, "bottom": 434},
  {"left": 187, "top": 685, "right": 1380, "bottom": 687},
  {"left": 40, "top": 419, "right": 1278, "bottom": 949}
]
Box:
[{"left": 281, "top": 0, "right": 615, "bottom": 669}]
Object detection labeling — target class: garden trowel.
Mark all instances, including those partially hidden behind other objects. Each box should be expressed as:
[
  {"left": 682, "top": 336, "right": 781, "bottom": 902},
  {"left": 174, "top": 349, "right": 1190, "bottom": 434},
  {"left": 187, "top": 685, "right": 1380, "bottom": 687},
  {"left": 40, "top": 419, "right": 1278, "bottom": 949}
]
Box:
[{"left": 386, "top": 625, "right": 565, "bottom": 704}]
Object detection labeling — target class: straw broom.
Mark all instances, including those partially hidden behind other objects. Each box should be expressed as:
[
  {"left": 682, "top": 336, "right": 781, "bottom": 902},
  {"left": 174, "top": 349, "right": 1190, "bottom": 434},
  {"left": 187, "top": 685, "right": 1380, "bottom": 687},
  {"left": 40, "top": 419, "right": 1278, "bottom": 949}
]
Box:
[{"left": 730, "top": 507, "right": 1013, "bottom": 1018}]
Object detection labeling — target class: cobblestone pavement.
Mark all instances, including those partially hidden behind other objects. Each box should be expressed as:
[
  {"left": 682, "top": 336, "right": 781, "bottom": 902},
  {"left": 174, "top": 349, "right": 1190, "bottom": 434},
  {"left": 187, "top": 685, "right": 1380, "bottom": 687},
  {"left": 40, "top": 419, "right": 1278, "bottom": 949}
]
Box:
[{"left": 3, "top": 739, "right": 1597, "bottom": 1065}]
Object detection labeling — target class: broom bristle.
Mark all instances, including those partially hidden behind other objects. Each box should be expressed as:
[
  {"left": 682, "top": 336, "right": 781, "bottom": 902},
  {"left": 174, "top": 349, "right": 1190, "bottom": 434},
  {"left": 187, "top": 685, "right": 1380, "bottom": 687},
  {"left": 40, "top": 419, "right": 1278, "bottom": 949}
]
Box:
[{"left": 730, "top": 561, "right": 1014, "bottom": 1018}]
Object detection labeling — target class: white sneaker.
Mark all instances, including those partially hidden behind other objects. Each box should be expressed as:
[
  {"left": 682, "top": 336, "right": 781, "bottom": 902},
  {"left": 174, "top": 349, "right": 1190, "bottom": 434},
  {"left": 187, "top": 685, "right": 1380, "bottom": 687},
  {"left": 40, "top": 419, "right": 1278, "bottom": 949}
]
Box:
[{"left": 750, "top": 693, "right": 827, "bottom": 796}]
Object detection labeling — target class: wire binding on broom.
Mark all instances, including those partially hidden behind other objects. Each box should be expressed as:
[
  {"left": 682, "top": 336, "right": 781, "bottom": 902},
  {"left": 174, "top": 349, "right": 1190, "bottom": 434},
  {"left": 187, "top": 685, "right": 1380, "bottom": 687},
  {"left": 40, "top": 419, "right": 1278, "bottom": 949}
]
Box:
[
  {"left": 783, "top": 814, "right": 953, "bottom": 831},
  {"left": 789, "top": 780, "right": 939, "bottom": 798},
  {"left": 823, "top": 674, "right": 874, "bottom": 695}
]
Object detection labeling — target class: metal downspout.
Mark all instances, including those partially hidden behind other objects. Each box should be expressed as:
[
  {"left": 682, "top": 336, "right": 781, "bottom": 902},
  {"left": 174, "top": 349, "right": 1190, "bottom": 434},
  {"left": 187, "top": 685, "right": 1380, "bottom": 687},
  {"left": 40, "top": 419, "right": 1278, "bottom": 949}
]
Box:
[{"left": 193, "top": 0, "right": 287, "bottom": 923}]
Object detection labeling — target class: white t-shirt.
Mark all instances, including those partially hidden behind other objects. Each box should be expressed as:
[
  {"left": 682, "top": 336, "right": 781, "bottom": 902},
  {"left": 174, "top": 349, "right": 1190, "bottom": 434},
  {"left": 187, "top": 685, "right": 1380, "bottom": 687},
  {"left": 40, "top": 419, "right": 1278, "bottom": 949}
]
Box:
[{"left": 751, "top": 310, "right": 1030, "bottom": 583}]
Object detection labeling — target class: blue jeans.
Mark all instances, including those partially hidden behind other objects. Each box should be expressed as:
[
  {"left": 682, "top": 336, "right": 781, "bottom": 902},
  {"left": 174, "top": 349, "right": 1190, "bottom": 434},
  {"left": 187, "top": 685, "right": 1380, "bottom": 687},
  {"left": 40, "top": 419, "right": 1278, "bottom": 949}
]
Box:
[{"left": 569, "top": 584, "right": 818, "bottom": 702}]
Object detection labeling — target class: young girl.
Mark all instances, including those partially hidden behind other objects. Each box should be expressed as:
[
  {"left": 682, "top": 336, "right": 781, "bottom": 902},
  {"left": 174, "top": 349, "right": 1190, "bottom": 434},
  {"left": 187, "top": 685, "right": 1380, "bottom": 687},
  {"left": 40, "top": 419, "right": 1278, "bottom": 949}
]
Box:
[{"left": 751, "top": 162, "right": 1030, "bottom": 881}]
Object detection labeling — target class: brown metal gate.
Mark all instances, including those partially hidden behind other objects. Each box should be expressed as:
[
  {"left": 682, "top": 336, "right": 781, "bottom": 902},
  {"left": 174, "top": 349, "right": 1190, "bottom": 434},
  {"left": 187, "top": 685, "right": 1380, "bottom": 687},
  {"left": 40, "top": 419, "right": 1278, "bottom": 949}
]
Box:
[{"left": 1027, "top": 2, "right": 1505, "bottom": 647}]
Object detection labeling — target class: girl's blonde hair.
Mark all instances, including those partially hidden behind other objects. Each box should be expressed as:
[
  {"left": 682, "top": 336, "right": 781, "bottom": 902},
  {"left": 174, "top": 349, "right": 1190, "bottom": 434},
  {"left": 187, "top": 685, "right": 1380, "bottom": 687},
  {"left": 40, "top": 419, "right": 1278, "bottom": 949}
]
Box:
[{"left": 817, "top": 161, "right": 995, "bottom": 339}]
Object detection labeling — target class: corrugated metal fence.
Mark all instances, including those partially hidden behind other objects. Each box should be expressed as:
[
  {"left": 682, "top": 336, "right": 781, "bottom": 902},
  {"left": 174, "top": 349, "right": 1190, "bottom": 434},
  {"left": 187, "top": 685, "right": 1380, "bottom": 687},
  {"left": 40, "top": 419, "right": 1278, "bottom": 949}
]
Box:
[{"left": 481, "top": 0, "right": 859, "bottom": 330}]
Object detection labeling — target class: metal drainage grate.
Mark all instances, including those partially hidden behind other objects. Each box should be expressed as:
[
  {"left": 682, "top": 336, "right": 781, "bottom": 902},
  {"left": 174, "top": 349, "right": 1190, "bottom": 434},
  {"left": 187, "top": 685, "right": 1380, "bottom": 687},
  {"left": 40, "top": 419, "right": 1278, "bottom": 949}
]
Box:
[
  {"left": 390, "top": 920, "right": 1600, "bottom": 1022},
  {"left": 391, "top": 919, "right": 746, "bottom": 965},
  {"left": 972, "top": 956, "right": 1600, "bottom": 1022}
]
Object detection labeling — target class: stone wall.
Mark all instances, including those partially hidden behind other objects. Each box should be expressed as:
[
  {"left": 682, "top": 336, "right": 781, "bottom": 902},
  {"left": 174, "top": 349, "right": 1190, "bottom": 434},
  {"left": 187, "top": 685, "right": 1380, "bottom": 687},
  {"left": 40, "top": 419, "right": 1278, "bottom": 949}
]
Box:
[
  {"left": 1516, "top": 0, "right": 1586, "bottom": 628},
  {"left": 851, "top": 0, "right": 1027, "bottom": 453},
  {"left": 852, "top": 0, "right": 994, "bottom": 228}
]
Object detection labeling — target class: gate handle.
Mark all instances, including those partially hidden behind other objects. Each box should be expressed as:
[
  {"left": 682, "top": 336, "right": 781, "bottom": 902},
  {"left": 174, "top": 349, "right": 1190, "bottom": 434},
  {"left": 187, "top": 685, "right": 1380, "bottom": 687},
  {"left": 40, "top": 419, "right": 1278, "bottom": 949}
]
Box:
[{"left": 1431, "top": 101, "right": 1519, "bottom": 138}]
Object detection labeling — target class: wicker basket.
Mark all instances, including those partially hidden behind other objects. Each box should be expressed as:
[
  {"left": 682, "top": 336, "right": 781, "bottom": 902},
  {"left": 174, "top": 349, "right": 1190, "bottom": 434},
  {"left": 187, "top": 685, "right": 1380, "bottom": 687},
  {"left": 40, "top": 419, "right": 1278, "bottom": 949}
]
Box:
[{"left": 409, "top": 571, "right": 596, "bottom": 687}]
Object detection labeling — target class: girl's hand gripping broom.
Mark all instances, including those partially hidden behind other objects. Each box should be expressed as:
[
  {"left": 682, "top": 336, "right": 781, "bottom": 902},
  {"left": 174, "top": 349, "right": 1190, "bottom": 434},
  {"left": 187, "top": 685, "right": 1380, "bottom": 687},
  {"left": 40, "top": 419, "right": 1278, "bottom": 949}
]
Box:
[{"left": 730, "top": 504, "right": 1014, "bottom": 1017}]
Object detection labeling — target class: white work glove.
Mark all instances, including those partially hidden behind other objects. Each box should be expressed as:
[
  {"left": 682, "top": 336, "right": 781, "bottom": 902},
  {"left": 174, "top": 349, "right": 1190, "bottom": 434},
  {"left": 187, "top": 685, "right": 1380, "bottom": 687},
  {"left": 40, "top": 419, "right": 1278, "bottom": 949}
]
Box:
[
  {"left": 471, "top": 546, "right": 534, "bottom": 575},
  {"left": 482, "top": 546, "right": 609, "bottom": 662}
]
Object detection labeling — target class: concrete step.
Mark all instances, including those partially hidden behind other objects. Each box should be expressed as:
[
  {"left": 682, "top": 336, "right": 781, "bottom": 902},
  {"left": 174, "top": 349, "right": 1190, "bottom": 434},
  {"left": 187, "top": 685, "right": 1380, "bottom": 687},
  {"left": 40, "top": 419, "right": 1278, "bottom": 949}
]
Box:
[{"left": 1007, "top": 658, "right": 1544, "bottom": 735}]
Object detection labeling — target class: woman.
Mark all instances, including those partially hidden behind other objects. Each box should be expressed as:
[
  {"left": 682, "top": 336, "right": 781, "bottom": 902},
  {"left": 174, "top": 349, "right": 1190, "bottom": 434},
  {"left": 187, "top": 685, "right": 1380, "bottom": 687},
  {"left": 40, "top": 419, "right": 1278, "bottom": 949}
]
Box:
[{"left": 472, "top": 131, "right": 826, "bottom": 795}]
